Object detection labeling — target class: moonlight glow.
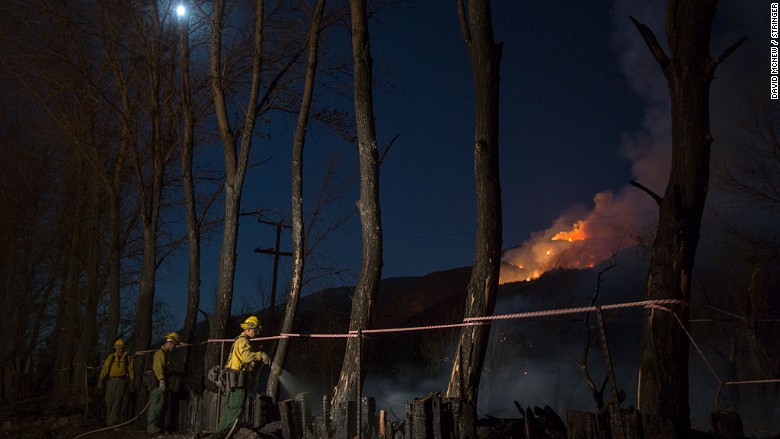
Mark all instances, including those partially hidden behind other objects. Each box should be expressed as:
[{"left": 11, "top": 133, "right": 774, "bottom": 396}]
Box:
[{"left": 176, "top": 4, "right": 186, "bottom": 18}]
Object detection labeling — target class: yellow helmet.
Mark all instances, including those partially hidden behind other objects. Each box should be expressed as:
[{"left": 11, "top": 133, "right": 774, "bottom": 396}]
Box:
[
  {"left": 113, "top": 339, "right": 126, "bottom": 349},
  {"left": 165, "top": 332, "right": 181, "bottom": 345},
  {"left": 240, "top": 316, "right": 261, "bottom": 330}
]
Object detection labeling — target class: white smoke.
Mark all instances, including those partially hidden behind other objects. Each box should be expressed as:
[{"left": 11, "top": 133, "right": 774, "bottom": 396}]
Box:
[{"left": 500, "top": 2, "right": 670, "bottom": 284}]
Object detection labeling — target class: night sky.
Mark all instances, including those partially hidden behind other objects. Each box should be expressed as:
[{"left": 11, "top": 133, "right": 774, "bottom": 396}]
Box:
[{"left": 156, "top": 1, "right": 767, "bottom": 324}]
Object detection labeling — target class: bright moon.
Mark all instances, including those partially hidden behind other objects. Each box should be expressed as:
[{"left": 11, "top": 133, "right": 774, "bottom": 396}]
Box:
[{"left": 176, "top": 5, "right": 186, "bottom": 17}]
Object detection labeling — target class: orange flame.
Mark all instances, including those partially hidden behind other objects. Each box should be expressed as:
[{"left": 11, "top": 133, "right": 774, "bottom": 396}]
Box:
[
  {"left": 500, "top": 220, "right": 598, "bottom": 284},
  {"left": 551, "top": 221, "right": 587, "bottom": 242}
]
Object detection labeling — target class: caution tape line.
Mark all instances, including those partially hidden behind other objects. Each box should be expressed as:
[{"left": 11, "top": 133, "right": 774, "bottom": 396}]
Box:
[
  {"left": 118, "top": 298, "right": 778, "bottom": 391},
  {"left": 463, "top": 299, "right": 686, "bottom": 322}
]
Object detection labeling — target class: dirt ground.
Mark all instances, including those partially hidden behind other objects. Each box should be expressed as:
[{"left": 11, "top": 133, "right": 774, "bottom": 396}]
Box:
[
  {"left": 1, "top": 415, "right": 201, "bottom": 439},
  {"left": 0, "top": 413, "right": 280, "bottom": 439}
]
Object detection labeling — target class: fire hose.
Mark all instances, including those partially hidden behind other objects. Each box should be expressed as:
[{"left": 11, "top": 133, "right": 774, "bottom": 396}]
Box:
[
  {"left": 72, "top": 399, "right": 151, "bottom": 439},
  {"left": 223, "top": 418, "right": 239, "bottom": 439}
]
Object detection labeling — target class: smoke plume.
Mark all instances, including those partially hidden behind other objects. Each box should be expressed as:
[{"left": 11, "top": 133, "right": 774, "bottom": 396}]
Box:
[{"left": 499, "top": 1, "right": 670, "bottom": 284}]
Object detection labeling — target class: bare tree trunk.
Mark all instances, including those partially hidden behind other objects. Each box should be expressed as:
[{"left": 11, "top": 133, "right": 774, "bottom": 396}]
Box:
[
  {"left": 52, "top": 195, "right": 84, "bottom": 396},
  {"left": 0, "top": 117, "right": 52, "bottom": 402},
  {"left": 178, "top": 7, "right": 201, "bottom": 378},
  {"left": 446, "top": 0, "right": 503, "bottom": 414},
  {"left": 206, "top": 0, "right": 266, "bottom": 371},
  {"left": 105, "top": 141, "right": 126, "bottom": 353},
  {"left": 331, "top": 0, "right": 383, "bottom": 418},
  {"left": 130, "top": 0, "right": 178, "bottom": 358},
  {"left": 267, "top": 0, "right": 326, "bottom": 402},
  {"left": 631, "top": 2, "right": 744, "bottom": 437},
  {"left": 96, "top": 1, "right": 134, "bottom": 354},
  {"left": 74, "top": 176, "right": 103, "bottom": 389}
]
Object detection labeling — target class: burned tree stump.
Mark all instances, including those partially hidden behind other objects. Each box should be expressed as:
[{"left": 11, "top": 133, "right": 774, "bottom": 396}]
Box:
[
  {"left": 252, "top": 394, "right": 274, "bottom": 429},
  {"left": 640, "top": 412, "right": 676, "bottom": 439},
  {"left": 279, "top": 399, "right": 303, "bottom": 439},
  {"left": 408, "top": 393, "right": 481, "bottom": 439},
  {"left": 566, "top": 410, "right": 602, "bottom": 439},
  {"left": 404, "top": 402, "right": 413, "bottom": 438},
  {"left": 533, "top": 405, "right": 566, "bottom": 438},
  {"left": 411, "top": 396, "right": 432, "bottom": 438},
  {"left": 295, "top": 392, "right": 314, "bottom": 436},
  {"left": 322, "top": 394, "right": 331, "bottom": 438},
  {"left": 332, "top": 400, "right": 357, "bottom": 439},
  {"left": 711, "top": 410, "right": 743, "bottom": 439},
  {"left": 360, "top": 396, "right": 377, "bottom": 438},
  {"left": 524, "top": 407, "right": 546, "bottom": 439},
  {"left": 609, "top": 407, "right": 640, "bottom": 439}
]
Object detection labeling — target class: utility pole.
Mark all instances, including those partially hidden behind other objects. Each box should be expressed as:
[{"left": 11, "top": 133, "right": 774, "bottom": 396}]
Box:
[{"left": 254, "top": 219, "right": 292, "bottom": 331}]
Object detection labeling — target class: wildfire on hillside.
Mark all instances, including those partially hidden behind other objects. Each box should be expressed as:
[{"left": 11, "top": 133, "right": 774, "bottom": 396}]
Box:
[
  {"left": 499, "top": 223, "right": 597, "bottom": 283},
  {"left": 499, "top": 189, "right": 655, "bottom": 284}
]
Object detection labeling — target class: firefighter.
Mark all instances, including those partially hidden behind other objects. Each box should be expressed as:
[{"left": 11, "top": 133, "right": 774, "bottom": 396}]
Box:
[
  {"left": 97, "top": 338, "right": 134, "bottom": 426},
  {"left": 213, "top": 316, "right": 271, "bottom": 437},
  {"left": 147, "top": 332, "right": 180, "bottom": 435}
]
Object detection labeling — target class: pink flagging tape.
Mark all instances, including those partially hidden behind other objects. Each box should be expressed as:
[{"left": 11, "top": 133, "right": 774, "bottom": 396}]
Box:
[
  {"left": 463, "top": 299, "right": 686, "bottom": 323},
  {"left": 724, "top": 379, "right": 780, "bottom": 386},
  {"left": 123, "top": 298, "right": 778, "bottom": 393},
  {"left": 660, "top": 305, "right": 779, "bottom": 394},
  {"left": 280, "top": 332, "right": 357, "bottom": 338},
  {"left": 662, "top": 305, "right": 722, "bottom": 383},
  {"left": 353, "top": 321, "right": 487, "bottom": 334}
]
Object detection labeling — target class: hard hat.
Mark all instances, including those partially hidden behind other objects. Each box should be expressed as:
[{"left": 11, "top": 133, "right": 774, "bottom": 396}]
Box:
[
  {"left": 240, "top": 316, "right": 261, "bottom": 330},
  {"left": 165, "top": 332, "right": 181, "bottom": 345},
  {"left": 113, "top": 339, "right": 126, "bottom": 349}
]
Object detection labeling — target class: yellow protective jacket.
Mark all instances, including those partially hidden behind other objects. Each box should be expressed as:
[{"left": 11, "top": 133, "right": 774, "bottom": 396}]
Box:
[
  {"left": 225, "top": 334, "right": 265, "bottom": 371},
  {"left": 152, "top": 348, "right": 170, "bottom": 381},
  {"left": 99, "top": 352, "right": 134, "bottom": 380}
]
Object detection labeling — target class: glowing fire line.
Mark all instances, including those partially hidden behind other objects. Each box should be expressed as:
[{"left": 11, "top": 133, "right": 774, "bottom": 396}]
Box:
[{"left": 500, "top": 220, "right": 598, "bottom": 284}]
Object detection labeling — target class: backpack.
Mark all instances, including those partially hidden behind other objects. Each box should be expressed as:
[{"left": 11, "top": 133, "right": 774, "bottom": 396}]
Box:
[{"left": 107, "top": 353, "right": 130, "bottom": 377}]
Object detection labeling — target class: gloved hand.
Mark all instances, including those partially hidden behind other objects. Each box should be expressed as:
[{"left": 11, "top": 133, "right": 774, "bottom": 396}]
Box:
[
  {"left": 260, "top": 352, "right": 270, "bottom": 365},
  {"left": 159, "top": 379, "right": 166, "bottom": 392},
  {"left": 97, "top": 379, "right": 104, "bottom": 391}
]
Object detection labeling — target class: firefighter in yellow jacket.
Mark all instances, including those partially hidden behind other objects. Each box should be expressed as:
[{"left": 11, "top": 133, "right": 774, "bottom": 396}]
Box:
[
  {"left": 213, "top": 316, "right": 271, "bottom": 437},
  {"left": 147, "top": 332, "right": 180, "bottom": 435},
  {"left": 97, "top": 339, "right": 134, "bottom": 426}
]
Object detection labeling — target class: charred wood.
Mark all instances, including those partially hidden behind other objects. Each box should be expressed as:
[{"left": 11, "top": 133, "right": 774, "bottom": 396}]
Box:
[
  {"left": 361, "top": 396, "right": 377, "bottom": 438},
  {"left": 566, "top": 410, "right": 602, "bottom": 439},
  {"left": 252, "top": 394, "right": 275, "bottom": 429},
  {"left": 295, "top": 392, "right": 314, "bottom": 436},
  {"left": 711, "top": 410, "right": 743, "bottom": 439},
  {"left": 533, "top": 405, "right": 566, "bottom": 438},
  {"left": 280, "top": 399, "right": 303, "bottom": 439},
  {"left": 524, "top": 406, "right": 546, "bottom": 438},
  {"left": 411, "top": 396, "right": 431, "bottom": 438}
]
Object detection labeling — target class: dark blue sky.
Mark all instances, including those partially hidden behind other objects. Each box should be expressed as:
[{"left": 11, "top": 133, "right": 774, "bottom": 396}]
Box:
[{"left": 157, "top": 1, "right": 766, "bottom": 324}]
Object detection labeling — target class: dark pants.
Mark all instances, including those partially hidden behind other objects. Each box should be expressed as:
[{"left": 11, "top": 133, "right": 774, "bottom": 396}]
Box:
[
  {"left": 215, "top": 387, "right": 246, "bottom": 433},
  {"left": 147, "top": 387, "right": 168, "bottom": 432},
  {"left": 104, "top": 377, "right": 127, "bottom": 426}
]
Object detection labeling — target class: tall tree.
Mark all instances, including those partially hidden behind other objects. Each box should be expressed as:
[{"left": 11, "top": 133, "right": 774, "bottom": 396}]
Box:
[
  {"left": 95, "top": 0, "right": 143, "bottom": 355},
  {"left": 446, "top": 0, "right": 503, "bottom": 418},
  {"left": 205, "top": 0, "right": 268, "bottom": 374},
  {"left": 267, "top": 0, "right": 327, "bottom": 401},
  {"left": 0, "top": 1, "right": 140, "bottom": 395},
  {"left": 0, "top": 108, "right": 64, "bottom": 401},
  {"left": 0, "top": 1, "right": 113, "bottom": 395},
  {"left": 630, "top": 1, "right": 744, "bottom": 436},
  {"left": 330, "top": 0, "right": 383, "bottom": 423},
  {"left": 123, "top": 0, "right": 180, "bottom": 360},
  {"left": 708, "top": 99, "right": 780, "bottom": 428},
  {"left": 177, "top": 0, "right": 201, "bottom": 376}
]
